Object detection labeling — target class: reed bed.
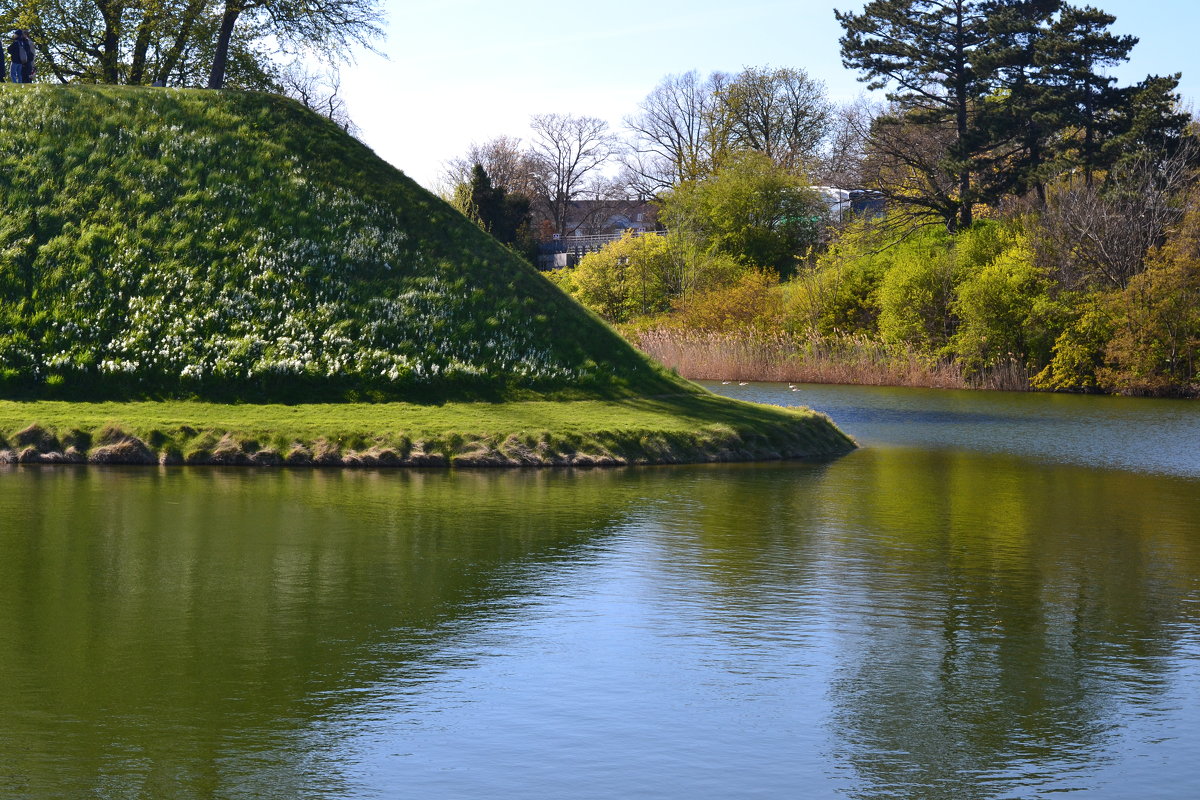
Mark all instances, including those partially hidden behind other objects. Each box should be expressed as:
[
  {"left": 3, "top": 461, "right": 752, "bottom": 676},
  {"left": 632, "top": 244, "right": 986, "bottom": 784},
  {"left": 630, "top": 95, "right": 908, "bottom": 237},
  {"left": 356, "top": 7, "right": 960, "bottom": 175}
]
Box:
[{"left": 635, "top": 329, "right": 1033, "bottom": 391}]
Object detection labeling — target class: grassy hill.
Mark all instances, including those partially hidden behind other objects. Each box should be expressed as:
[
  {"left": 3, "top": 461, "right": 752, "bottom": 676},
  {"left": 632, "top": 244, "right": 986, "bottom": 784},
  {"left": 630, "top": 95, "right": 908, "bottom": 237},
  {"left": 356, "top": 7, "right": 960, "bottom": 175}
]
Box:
[
  {"left": 0, "top": 86, "right": 853, "bottom": 464},
  {"left": 0, "top": 85, "right": 681, "bottom": 402}
]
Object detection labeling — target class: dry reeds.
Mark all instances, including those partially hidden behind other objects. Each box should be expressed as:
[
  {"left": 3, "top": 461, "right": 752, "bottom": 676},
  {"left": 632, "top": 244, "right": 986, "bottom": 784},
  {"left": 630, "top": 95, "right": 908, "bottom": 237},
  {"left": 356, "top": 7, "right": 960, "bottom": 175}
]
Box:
[{"left": 636, "top": 328, "right": 1031, "bottom": 391}]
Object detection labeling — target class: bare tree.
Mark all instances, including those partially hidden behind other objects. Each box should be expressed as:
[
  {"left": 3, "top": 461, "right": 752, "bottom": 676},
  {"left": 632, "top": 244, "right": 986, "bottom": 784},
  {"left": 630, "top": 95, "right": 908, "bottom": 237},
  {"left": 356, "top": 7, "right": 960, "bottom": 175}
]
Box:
[
  {"left": 278, "top": 61, "right": 358, "bottom": 134},
  {"left": 713, "top": 66, "right": 832, "bottom": 173},
  {"left": 811, "top": 99, "right": 872, "bottom": 187},
  {"left": 528, "top": 113, "right": 620, "bottom": 237},
  {"left": 857, "top": 102, "right": 963, "bottom": 231},
  {"left": 616, "top": 148, "right": 671, "bottom": 202},
  {"left": 1035, "top": 144, "right": 1197, "bottom": 290},
  {"left": 438, "top": 135, "right": 540, "bottom": 198},
  {"left": 622, "top": 70, "right": 728, "bottom": 193}
]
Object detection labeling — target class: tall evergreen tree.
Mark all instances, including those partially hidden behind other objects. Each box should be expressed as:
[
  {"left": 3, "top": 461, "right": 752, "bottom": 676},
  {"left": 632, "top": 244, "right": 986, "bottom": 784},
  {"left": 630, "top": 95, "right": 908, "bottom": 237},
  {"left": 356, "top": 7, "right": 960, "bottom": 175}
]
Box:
[
  {"left": 973, "top": 0, "right": 1063, "bottom": 205},
  {"left": 465, "top": 164, "right": 502, "bottom": 233},
  {"left": 837, "top": 0, "right": 994, "bottom": 230},
  {"left": 1103, "top": 74, "right": 1191, "bottom": 172},
  {"left": 455, "top": 164, "right": 533, "bottom": 255},
  {"left": 1037, "top": 4, "right": 1137, "bottom": 184},
  {"left": 840, "top": 0, "right": 1190, "bottom": 219}
]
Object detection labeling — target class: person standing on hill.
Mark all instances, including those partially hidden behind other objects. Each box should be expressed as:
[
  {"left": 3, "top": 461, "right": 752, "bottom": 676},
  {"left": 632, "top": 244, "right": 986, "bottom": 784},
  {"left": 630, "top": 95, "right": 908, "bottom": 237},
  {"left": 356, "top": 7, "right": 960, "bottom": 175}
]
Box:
[{"left": 7, "top": 30, "right": 34, "bottom": 84}]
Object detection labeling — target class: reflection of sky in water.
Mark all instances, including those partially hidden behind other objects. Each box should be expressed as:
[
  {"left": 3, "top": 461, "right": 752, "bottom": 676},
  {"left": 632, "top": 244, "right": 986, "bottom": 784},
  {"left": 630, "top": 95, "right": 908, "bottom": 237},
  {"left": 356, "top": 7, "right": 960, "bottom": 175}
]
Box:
[{"left": 703, "top": 381, "right": 1200, "bottom": 477}]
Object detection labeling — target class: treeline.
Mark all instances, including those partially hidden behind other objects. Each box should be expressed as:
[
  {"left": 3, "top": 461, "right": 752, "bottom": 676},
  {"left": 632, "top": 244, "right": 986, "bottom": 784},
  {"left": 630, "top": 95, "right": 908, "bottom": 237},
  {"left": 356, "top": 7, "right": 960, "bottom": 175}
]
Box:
[
  {"left": 836, "top": 0, "right": 1189, "bottom": 230},
  {"left": 484, "top": 0, "right": 1200, "bottom": 396},
  {"left": 439, "top": 66, "right": 837, "bottom": 253}
]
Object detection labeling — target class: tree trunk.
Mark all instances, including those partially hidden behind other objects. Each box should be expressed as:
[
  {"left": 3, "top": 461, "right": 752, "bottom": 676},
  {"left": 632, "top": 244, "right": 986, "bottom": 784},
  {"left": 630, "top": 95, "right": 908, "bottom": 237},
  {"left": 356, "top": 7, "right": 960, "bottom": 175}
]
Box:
[
  {"left": 207, "top": 3, "right": 242, "bottom": 89},
  {"left": 97, "top": 0, "right": 124, "bottom": 83},
  {"left": 128, "top": 15, "right": 155, "bottom": 84},
  {"left": 153, "top": 0, "right": 209, "bottom": 85},
  {"left": 953, "top": 1, "right": 972, "bottom": 230}
]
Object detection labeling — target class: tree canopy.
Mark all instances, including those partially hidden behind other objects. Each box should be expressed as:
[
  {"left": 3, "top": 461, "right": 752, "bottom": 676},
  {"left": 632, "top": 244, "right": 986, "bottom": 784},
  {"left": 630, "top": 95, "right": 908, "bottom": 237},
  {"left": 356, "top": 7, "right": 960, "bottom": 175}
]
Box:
[
  {"left": 837, "top": 0, "right": 1190, "bottom": 231},
  {"left": 0, "top": 0, "right": 382, "bottom": 90}
]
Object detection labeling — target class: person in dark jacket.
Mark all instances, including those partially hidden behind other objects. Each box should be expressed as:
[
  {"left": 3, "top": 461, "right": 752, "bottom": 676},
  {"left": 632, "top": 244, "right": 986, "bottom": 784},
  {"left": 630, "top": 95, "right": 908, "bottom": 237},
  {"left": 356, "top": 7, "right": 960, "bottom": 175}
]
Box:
[{"left": 7, "top": 30, "right": 34, "bottom": 84}]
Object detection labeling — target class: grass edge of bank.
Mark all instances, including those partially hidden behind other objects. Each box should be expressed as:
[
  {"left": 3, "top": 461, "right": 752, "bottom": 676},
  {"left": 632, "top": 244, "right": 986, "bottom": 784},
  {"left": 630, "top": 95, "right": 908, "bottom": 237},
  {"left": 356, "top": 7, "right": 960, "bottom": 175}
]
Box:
[{"left": 0, "top": 395, "right": 855, "bottom": 467}]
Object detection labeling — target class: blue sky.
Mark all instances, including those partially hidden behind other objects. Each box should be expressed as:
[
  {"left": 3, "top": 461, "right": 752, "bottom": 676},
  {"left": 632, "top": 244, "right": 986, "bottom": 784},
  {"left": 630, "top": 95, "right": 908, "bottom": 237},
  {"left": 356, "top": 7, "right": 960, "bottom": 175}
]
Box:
[{"left": 338, "top": 0, "right": 1199, "bottom": 190}]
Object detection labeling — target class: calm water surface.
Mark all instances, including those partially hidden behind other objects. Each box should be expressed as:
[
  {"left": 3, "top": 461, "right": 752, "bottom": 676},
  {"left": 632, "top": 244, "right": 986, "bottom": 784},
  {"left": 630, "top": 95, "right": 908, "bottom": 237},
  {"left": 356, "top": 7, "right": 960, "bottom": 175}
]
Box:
[{"left": 2, "top": 383, "right": 1199, "bottom": 799}]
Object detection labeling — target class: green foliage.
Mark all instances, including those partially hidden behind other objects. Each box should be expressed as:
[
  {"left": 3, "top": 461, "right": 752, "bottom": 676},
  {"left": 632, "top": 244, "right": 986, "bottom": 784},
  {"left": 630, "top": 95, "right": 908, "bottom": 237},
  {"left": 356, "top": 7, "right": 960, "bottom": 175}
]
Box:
[
  {"left": 778, "top": 217, "right": 1089, "bottom": 383},
  {"left": 786, "top": 219, "right": 896, "bottom": 336},
  {"left": 554, "top": 231, "right": 744, "bottom": 325},
  {"left": 0, "top": 86, "right": 686, "bottom": 402},
  {"left": 665, "top": 269, "right": 781, "bottom": 334},
  {"left": 660, "top": 151, "right": 823, "bottom": 277},
  {"left": 875, "top": 227, "right": 957, "bottom": 352},
  {"left": 569, "top": 233, "right": 673, "bottom": 324},
  {"left": 951, "top": 237, "right": 1063, "bottom": 376},
  {"left": 542, "top": 266, "right": 575, "bottom": 295},
  {"left": 1099, "top": 210, "right": 1200, "bottom": 394},
  {"left": 1031, "top": 295, "right": 1114, "bottom": 392},
  {"left": 659, "top": 232, "right": 746, "bottom": 296},
  {"left": 452, "top": 164, "right": 534, "bottom": 258}
]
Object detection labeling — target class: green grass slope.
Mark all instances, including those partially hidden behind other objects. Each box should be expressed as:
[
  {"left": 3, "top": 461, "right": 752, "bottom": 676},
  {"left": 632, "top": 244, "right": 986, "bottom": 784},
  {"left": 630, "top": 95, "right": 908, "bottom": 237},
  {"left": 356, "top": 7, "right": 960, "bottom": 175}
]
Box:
[
  {"left": 0, "top": 86, "right": 854, "bottom": 464},
  {"left": 0, "top": 85, "right": 680, "bottom": 402},
  {"left": 0, "top": 395, "right": 853, "bottom": 466}
]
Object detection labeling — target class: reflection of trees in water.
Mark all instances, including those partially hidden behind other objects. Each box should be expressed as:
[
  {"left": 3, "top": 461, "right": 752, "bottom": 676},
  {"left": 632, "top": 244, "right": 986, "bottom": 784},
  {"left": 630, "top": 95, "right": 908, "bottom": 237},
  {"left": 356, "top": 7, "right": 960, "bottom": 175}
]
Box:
[
  {"left": 3, "top": 449, "right": 1198, "bottom": 799},
  {"left": 0, "top": 467, "right": 642, "bottom": 798},
  {"left": 581, "top": 461, "right": 844, "bottom": 679},
  {"left": 822, "top": 448, "right": 1200, "bottom": 800}
]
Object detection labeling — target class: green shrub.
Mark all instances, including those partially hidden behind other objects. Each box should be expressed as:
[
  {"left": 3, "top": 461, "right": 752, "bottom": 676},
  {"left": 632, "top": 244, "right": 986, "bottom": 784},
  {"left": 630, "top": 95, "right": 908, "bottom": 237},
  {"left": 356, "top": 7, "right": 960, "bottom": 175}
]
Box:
[
  {"left": 1098, "top": 208, "right": 1200, "bottom": 394},
  {"left": 570, "top": 233, "right": 673, "bottom": 323},
  {"left": 784, "top": 219, "right": 892, "bottom": 336},
  {"left": 666, "top": 269, "right": 782, "bottom": 334},
  {"left": 951, "top": 237, "right": 1062, "bottom": 375},
  {"left": 659, "top": 151, "right": 823, "bottom": 278},
  {"left": 1032, "top": 295, "right": 1114, "bottom": 391},
  {"left": 876, "top": 230, "right": 958, "bottom": 353}
]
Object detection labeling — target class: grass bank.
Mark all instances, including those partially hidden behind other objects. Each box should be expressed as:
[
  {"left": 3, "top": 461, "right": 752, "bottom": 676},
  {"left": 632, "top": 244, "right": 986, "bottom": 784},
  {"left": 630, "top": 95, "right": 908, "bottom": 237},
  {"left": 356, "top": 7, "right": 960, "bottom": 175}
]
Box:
[
  {"left": 0, "top": 86, "right": 681, "bottom": 402},
  {"left": 634, "top": 329, "right": 1033, "bottom": 391},
  {"left": 0, "top": 394, "right": 854, "bottom": 467}
]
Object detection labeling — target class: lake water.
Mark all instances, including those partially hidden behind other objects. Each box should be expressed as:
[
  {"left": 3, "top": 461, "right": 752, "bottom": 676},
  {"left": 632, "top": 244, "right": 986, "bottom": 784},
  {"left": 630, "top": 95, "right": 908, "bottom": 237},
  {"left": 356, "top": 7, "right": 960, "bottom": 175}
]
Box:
[{"left": 2, "top": 383, "right": 1199, "bottom": 799}]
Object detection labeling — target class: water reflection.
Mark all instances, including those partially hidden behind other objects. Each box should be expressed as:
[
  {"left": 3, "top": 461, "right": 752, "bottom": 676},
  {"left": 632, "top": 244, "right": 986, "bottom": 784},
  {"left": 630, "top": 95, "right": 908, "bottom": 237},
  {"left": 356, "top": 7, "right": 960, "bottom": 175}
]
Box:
[
  {"left": 814, "top": 448, "right": 1199, "bottom": 799},
  {"left": 703, "top": 380, "right": 1200, "bottom": 477},
  {"left": 0, "top": 422, "right": 1198, "bottom": 799},
  {"left": 0, "top": 467, "right": 640, "bottom": 798}
]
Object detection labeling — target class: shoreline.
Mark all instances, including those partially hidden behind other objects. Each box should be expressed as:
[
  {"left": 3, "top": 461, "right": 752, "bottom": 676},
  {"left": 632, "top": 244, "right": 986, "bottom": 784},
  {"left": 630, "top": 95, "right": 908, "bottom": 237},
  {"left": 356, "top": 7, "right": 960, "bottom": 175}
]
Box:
[
  {"left": 0, "top": 396, "right": 856, "bottom": 468},
  {"left": 632, "top": 329, "right": 1200, "bottom": 398}
]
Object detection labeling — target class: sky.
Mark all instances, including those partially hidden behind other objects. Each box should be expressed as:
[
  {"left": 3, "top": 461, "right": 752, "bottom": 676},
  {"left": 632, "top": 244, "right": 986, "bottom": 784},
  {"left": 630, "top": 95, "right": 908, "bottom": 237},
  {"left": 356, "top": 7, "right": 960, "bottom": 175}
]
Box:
[{"left": 336, "top": 0, "right": 1200, "bottom": 191}]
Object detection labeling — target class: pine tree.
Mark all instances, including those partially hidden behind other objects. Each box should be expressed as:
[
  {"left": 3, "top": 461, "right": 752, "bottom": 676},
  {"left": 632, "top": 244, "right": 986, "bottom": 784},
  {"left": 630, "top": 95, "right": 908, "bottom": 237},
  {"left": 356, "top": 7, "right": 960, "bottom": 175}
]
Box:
[
  {"left": 837, "top": 0, "right": 995, "bottom": 230},
  {"left": 1037, "top": 5, "right": 1137, "bottom": 184},
  {"left": 973, "top": 0, "right": 1064, "bottom": 205},
  {"left": 466, "top": 164, "right": 502, "bottom": 235},
  {"left": 1104, "top": 74, "right": 1192, "bottom": 172}
]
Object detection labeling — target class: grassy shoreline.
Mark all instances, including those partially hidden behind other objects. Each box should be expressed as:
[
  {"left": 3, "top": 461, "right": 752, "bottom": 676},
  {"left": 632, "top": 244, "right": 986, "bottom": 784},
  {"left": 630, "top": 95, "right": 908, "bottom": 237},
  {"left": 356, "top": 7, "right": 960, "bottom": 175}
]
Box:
[{"left": 0, "top": 394, "right": 855, "bottom": 468}]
